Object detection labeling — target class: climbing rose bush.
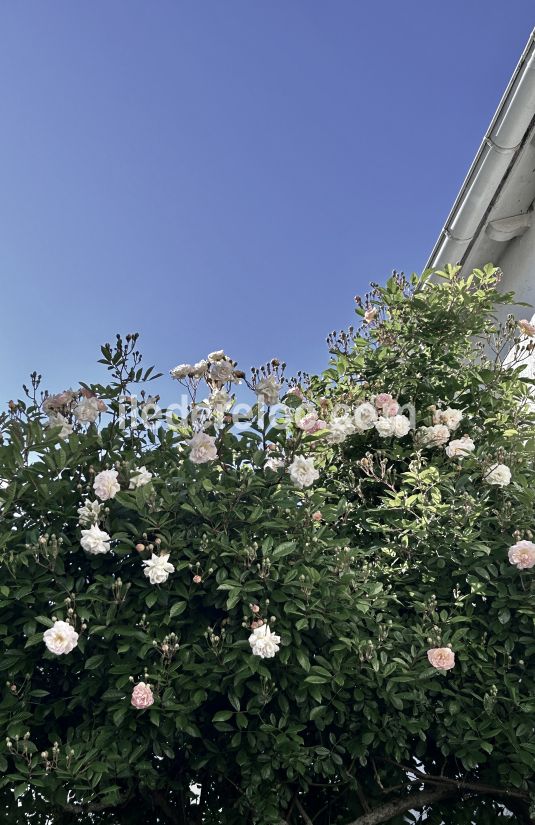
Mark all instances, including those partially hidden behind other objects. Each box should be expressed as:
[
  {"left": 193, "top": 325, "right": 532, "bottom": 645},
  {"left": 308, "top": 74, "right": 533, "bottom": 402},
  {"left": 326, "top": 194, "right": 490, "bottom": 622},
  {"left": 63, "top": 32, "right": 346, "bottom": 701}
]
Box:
[{"left": 1, "top": 265, "right": 535, "bottom": 825}]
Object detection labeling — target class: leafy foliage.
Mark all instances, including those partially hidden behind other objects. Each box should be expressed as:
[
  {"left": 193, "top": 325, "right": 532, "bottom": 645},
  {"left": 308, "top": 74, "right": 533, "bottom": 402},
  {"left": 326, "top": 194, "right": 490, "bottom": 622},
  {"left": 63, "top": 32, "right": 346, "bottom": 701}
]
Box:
[{"left": 1, "top": 265, "right": 535, "bottom": 824}]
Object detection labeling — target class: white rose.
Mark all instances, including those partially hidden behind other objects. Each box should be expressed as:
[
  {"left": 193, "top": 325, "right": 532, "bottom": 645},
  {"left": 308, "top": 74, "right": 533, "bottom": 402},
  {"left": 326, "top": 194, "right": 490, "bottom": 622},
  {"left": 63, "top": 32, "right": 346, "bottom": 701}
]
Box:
[
  {"left": 93, "top": 469, "right": 121, "bottom": 501},
  {"left": 143, "top": 553, "right": 175, "bottom": 585},
  {"left": 433, "top": 407, "right": 463, "bottom": 431},
  {"left": 77, "top": 499, "right": 103, "bottom": 527},
  {"left": 353, "top": 402, "right": 378, "bottom": 432},
  {"left": 46, "top": 414, "right": 73, "bottom": 440},
  {"left": 416, "top": 424, "right": 450, "bottom": 448},
  {"left": 208, "top": 359, "right": 235, "bottom": 386},
  {"left": 249, "top": 624, "right": 281, "bottom": 659},
  {"left": 207, "top": 389, "right": 231, "bottom": 417},
  {"left": 288, "top": 455, "right": 319, "bottom": 489},
  {"left": 129, "top": 466, "right": 153, "bottom": 489},
  {"left": 484, "top": 463, "right": 511, "bottom": 487},
  {"left": 445, "top": 436, "right": 475, "bottom": 458},
  {"left": 326, "top": 415, "right": 356, "bottom": 444},
  {"left": 208, "top": 350, "right": 226, "bottom": 362},
  {"left": 43, "top": 620, "right": 79, "bottom": 656},
  {"left": 392, "top": 414, "right": 411, "bottom": 437},
  {"left": 374, "top": 416, "right": 396, "bottom": 437},
  {"left": 192, "top": 359, "right": 209, "bottom": 377},
  {"left": 186, "top": 432, "right": 218, "bottom": 464},
  {"left": 73, "top": 397, "right": 100, "bottom": 424},
  {"left": 80, "top": 524, "right": 111, "bottom": 555},
  {"left": 256, "top": 375, "right": 282, "bottom": 406},
  {"left": 170, "top": 364, "right": 193, "bottom": 380}
]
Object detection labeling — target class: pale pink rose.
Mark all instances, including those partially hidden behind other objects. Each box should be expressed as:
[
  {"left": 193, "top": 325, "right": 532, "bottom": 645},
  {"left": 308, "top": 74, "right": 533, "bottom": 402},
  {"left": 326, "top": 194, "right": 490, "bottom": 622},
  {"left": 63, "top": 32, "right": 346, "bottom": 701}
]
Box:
[
  {"left": 519, "top": 319, "right": 535, "bottom": 337},
  {"left": 382, "top": 399, "right": 399, "bottom": 417},
  {"left": 250, "top": 619, "right": 264, "bottom": 629},
  {"left": 131, "top": 682, "right": 154, "bottom": 709},
  {"left": 508, "top": 540, "right": 535, "bottom": 570},
  {"left": 297, "top": 412, "right": 326, "bottom": 433},
  {"left": 192, "top": 574, "right": 202, "bottom": 584},
  {"left": 374, "top": 393, "right": 393, "bottom": 409},
  {"left": 250, "top": 604, "right": 260, "bottom": 613},
  {"left": 287, "top": 386, "right": 304, "bottom": 399},
  {"left": 364, "top": 307, "right": 378, "bottom": 323},
  {"left": 42, "top": 390, "right": 76, "bottom": 413},
  {"left": 80, "top": 387, "right": 107, "bottom": 412},
  {"left": 427, "top": 647, "right": 455, "bottom": 671},
  {"left": 312, "top": 511, "right": 322, "bottom": 521}
]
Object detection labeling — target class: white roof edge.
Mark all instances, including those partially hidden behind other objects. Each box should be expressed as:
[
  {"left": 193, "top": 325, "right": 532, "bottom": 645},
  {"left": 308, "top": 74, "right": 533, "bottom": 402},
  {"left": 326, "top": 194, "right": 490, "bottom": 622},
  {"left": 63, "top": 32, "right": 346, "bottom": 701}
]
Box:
[{"left": 426, "top": 29, "right": 535, "bottom": 271}]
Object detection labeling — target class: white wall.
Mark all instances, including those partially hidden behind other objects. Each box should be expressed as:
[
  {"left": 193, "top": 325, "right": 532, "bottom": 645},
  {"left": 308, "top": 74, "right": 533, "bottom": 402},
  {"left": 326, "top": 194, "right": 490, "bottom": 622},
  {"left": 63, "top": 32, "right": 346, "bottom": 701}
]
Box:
[{"left": 497, "top": 225, "right": 535, "bottom": 317}]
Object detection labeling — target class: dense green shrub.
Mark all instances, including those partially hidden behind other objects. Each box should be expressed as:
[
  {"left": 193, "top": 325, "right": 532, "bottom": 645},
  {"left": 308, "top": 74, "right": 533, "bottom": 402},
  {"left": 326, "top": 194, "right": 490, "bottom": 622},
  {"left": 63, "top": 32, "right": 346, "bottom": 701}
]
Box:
[{"left": 1, "top": 265, "right": 535, "bottom": 824}]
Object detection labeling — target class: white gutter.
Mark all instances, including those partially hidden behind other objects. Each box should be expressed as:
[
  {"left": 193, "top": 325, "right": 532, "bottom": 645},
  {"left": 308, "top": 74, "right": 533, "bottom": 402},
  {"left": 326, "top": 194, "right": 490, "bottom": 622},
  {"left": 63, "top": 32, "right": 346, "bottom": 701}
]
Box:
[{"left": 427, "top": 29, "right": 535, "bottom": 270}]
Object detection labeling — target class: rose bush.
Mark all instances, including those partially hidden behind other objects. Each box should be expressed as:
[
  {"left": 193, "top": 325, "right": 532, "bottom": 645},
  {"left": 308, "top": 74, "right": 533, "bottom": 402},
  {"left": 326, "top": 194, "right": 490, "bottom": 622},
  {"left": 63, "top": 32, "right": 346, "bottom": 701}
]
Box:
[{"left": 1, "top": 265, "right": 535, "bottom": 824}]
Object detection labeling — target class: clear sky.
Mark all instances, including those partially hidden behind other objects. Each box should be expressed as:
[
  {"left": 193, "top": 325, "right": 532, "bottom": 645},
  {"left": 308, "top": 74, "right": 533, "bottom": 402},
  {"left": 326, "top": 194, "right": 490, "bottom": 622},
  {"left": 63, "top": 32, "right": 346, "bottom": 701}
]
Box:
[{"left": 1, "top": 2, "right": 534, "bottom": 403}]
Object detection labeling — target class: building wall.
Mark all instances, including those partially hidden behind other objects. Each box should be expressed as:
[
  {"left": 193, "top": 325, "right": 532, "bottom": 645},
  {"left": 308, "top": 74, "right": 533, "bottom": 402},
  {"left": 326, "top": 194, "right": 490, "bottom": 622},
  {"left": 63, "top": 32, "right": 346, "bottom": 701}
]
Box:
[{"left": 497, "top": 226, "right": 535, "bottom": 317}]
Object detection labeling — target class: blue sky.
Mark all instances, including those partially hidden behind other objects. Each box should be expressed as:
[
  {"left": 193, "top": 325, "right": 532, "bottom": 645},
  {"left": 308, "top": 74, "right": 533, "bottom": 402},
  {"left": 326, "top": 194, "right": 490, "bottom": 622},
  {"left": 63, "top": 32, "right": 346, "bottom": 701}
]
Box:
[{"left": 1, "top": 2, "right": 534, "bottom": 403}]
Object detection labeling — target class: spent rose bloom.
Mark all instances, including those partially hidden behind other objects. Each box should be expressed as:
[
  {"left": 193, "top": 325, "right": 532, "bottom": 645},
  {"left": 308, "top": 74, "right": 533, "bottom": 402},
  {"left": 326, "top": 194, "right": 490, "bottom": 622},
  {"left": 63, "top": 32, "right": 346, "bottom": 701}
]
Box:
[
  {"left": 80, "top": 524, "right": 111, "bottom": 555},
  {"left": 508, "top": 540, "right": 535, "bottom": 570},
  {"left": 43, "top": 621, "right": 79, "bottom": 656},
  {"left": 265, "top": 455, "right": 285, "bottom": 473},
  {"left": 519, "top": 319, "right": 535, "bottom": 337},
  {"left": 93, "top": 469, "right": 120, "bottom": 501},
  {"left": 416, "top": 424, "right": 450, "bottom": 448},
  {"left": 364, "top": 307, "right": 378, "bottom": 323},
  {"left": 186, "top": 432, "right": 218, "bottom": 464},
  {"left": 129, "top": 466, "right": 153, "bottom": 489},
  {"left": 143, "top": 553, "right": 175, "bottom": 585},
  {"left": 170, "top": 363, "right": 193, "bottom": 380},
  {"left": 433, "top": 407, "right": 463, "bottom": 431},
  {"left": 256, "top": 375, "right": 282, "bottom": 406},
  {"left": 77, "top": 499, "right": 103, "bottom": 527},
  {"left": 46, "top": 414, "right": 73, "bottom": 440},
  {"left": 131, "top": 682, "right": 154, "bottom": 709},
  {"left": 249, "top": 624, "right": 281, "bottom": 658},
  {"left": 288, "top": 456, "right": 319, "bottom": 489},
  {"left": 353, "top": 402, "right": 378, "bottom": 431},
  {"left": 73, "top": 396, "right": 101, "bottom": 424},
  {"left": 484, "top": 463, "right": 511, "bottom": 487},
  {"left": 445, "top": 436, "right": 475, "bottom": 458},
  {"left": 427, "top": 647, "right": 455, "bottom": 671}
]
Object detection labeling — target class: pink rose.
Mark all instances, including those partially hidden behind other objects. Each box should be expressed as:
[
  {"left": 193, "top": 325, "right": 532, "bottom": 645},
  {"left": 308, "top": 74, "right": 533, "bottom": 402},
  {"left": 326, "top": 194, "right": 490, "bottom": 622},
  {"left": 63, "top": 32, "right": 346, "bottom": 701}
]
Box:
[
  {"left": 192, "top": 574, "right": 202, "bottom": 584},
  {"left": 427, "top": 647, "right": 455, "bottom": 671},
  {"left": 131, "top": 682, "right": 154, "bottom": 709},
  {"left": 312, "top": 511, "right": 322, "bottom": 521},
  {"left": 374, "top": 393, "right": 393, "bottom": 409},
  {"left": 251, "top": 619, "right": 264, "bottom": 629},
  {"left": 382, "top": 399, "right": 399, "bottom": 417},
  {"left": 508, "top": 540, "right": 535, "bottom": 570},
  {"left": 518, "top": 319, "right": 535, "bottom": 337},
  {"left": 250, "top": 604, "right": 260, "bottom": 613}
]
